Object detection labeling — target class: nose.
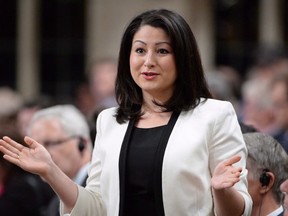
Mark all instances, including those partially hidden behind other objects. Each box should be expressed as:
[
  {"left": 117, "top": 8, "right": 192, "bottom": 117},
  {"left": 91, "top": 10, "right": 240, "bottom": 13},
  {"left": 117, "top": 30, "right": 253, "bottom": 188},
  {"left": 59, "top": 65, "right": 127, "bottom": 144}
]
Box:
[{"left": 144, "top": 51, "right": 155, "bottom": 68}]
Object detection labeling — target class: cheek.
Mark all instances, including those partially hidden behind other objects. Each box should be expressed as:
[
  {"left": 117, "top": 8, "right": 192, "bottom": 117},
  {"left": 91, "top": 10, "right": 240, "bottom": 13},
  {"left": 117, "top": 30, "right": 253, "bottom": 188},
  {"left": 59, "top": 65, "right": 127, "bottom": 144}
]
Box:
[
  {"left": 129, "top": 54, "right": 138, "bottom": 70},
  {"left": 129, "top": 56, "right": 141, "bottom": 79},
  {"left": 47, "top": 148, "right": 64, "bottom": 162},
  {"left": 247, "top": 174, "right": 258, "bottom": 197},
  {"left": 163, "top": 58, "right": 177, "bottom": 77},
  {"left": 50, "top": 146, "right": 76, "bottom": 160}
]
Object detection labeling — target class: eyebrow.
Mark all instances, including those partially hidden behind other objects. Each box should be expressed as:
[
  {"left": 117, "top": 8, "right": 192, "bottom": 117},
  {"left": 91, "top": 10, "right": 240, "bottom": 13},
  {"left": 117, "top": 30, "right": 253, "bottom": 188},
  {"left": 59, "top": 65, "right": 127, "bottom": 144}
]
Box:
[{"left": 133, "top": 40, "right": 171, "bottom": 46}]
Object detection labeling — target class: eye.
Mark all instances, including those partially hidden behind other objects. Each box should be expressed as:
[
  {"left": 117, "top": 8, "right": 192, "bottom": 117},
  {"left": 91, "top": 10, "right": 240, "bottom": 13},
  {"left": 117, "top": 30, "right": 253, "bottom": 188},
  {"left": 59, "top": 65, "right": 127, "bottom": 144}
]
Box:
[
  {"left": 135, "top": 48, "right": 145, "bottom": 54},
  {"left": 157, "top": 48, "right": 170, "bottom": 54}
]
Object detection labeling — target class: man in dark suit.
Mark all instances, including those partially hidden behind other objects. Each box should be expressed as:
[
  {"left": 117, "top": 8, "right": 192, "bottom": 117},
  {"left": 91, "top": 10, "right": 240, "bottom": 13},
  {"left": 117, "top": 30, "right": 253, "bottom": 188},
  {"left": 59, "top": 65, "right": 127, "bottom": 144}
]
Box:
[
  {"left": 270, "top": 71, "right": 288, "bottom": 153},
  {"left": 27, "top": 105, "right": 93, "bottom": 216},
  {"left": 243, "top": 132, "right": 288, "bottom": 216},
  {"left": 0, "top": 122, "right": 54, "bottom": 216}
]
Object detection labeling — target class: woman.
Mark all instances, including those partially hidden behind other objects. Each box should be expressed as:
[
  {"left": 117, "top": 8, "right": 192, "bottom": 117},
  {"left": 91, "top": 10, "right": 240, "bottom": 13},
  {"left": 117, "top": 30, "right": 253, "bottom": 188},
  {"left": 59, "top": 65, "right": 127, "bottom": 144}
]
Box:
[{"left": 0, "top": 9, "right": 252, "bottom": 216}]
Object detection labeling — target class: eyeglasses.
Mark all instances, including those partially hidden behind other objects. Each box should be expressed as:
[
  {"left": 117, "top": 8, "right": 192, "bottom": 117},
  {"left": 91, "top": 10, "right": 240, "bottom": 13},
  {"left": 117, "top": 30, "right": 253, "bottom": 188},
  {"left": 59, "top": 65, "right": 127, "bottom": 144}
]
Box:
[{"left": 42, "top": 135, "right": 79, "bottom": 148}]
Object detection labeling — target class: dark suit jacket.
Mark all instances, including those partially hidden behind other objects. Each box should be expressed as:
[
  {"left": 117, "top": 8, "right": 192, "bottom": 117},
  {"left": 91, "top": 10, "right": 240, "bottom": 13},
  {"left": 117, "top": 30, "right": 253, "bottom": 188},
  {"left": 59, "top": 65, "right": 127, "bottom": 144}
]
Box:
[
  {"left": 0, "top": 171, "right": 54, "bottom": 216},
  {"left": 278, "top": 210, "right": 284, "bottom": 216},
  {"left": 273, "top": 129, "right": 288, "bottom": 153}
]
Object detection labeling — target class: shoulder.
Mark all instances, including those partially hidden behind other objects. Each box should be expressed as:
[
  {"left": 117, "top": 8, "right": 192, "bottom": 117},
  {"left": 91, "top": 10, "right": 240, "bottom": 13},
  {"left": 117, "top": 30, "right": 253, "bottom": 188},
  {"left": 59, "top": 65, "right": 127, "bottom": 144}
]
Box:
[
  {"left": 198, "top": 98, "right": 234, "bottom": 110},
  {"left": 99, "top": 106, "right": 118, "bottom": 115},
  {"left": 96, "top": 107, "right": 121, "bottom": 130},
  {"left": 97, "top": 107, "right": 118, "bottom": 122},
  {"left": 179, "top": 99, "right": 238, "bottom": 129},
  {"left": 187, "top": 98, "right": 235, "bottom": 117}
]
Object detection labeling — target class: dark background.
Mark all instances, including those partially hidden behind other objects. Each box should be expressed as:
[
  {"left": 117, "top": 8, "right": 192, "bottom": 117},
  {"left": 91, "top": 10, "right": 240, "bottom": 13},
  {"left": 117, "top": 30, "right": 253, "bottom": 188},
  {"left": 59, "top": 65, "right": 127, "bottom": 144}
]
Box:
[{"left": 1, "top": 0, "right": 288, "bottom": 100}]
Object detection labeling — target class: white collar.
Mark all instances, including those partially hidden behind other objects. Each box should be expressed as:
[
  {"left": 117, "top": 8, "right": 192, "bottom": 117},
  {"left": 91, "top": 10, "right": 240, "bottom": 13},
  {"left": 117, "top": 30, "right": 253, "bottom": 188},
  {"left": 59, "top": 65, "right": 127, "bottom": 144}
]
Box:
[
  {"left": 73, "top": 162, "right": 90, "bottom": 185},
  {"left": 267, "top": 206, "right": 284, "bottom": 216}
]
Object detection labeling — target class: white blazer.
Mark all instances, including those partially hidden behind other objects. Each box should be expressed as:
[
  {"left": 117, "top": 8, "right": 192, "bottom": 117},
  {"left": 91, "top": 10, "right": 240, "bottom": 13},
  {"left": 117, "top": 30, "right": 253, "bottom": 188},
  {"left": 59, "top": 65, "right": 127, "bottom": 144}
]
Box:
[{"left": 61, "top": 99, "right": 252, "bottom": 216}]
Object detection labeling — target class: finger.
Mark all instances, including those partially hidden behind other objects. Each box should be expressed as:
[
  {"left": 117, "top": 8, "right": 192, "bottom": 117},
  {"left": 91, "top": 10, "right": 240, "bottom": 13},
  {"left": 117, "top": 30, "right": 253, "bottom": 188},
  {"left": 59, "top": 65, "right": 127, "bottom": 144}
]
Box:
[
  {"left": 24, "top": 136, "right": 39, "bottom": 148},
  {"left": 3, "top": 154, "right": 21, "bottom": 166},
  {"left": 230, "top": 166, "right": 242, "bottom": 174},
  {"left": 231, "top": 172, "right": 241, "bottom": 179},
  {"left": 0, "top": 138, "right": 22, "bottom": 158},
  {"left": 236, "top": 167, "right": 243, "bottom": 173},
  {"left": 0, "top": 146, "right": 19, "bottom": 160},
  {"left": 223, "top": 155, "right": 241, "bottom": 166},
  {"left": 3, "top": 136, "right": 25, "bottom": 152}
]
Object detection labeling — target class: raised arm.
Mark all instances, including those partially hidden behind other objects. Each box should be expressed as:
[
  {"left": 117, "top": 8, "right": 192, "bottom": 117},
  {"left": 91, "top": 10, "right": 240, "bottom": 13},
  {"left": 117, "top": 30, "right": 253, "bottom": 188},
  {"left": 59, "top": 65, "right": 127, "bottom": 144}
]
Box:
[
  {"left": 211, "top": 155, "right": 245, "bottom": 216},
  {"left": 0, "top": 136, "right": 78, "bottom": 213}
]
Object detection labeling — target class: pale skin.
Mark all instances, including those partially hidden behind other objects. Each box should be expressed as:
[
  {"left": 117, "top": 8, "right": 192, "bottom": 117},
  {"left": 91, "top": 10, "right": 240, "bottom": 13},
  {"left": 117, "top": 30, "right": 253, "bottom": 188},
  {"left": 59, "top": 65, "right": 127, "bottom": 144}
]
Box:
[
  {"left": 0, "top": 25, "right": 244, "bottom": 215},
  {"left": 29, "top": 118, "right": 86, "bottom": 179},
  {"left": 246, "top": 160, "right": 279, "bottom": 216},
  {"left": 280, "top": 179, "right": 288, "bottom": 216}
]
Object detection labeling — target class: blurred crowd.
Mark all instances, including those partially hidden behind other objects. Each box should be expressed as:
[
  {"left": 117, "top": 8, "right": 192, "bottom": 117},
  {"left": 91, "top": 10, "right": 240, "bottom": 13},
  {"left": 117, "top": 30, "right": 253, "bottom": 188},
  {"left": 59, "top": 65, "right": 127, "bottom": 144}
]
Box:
[
  {"left": 0, "top": 58, "right": 117, "bottom": 216},
  {"left": 206, "top": 46, "right": 288, "bottom": 153},
  {"left": 1, "top": 46, "right": 288, "bottom": 215}
]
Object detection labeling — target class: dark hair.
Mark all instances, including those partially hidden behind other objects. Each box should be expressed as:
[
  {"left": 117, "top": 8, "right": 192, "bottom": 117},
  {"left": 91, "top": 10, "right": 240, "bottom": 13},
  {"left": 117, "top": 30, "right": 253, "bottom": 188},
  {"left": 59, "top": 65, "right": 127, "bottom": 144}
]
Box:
[
  {"left": 115, "top": 9, "right": 212, "bottom": 123},
  {"left": 0, "top": 121, "right": 25, "bottom": 185}
]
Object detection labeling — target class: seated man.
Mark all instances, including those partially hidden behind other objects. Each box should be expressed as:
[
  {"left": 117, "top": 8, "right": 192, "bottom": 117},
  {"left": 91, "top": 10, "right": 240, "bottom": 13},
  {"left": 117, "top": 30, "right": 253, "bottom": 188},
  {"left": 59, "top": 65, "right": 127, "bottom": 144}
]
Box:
[
  {"left": 27, "top": 105, "right": 93, "bottom": 216},
  {"left": 0, "top": 121, "right": 54, "bottom": 216},
  {"left": 243, "top": 132, "right": 288, "bottom": 216}
]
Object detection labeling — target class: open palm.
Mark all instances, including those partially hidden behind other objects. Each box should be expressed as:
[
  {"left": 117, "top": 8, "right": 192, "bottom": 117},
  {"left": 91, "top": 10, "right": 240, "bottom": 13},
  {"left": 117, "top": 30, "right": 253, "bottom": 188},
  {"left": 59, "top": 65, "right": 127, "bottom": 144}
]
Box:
[
  {"left": 211, "top": 155, "right": 243, "bottom": 190},
  {"left": 0, "top": 136, "right": 54, "bottom": 177}
]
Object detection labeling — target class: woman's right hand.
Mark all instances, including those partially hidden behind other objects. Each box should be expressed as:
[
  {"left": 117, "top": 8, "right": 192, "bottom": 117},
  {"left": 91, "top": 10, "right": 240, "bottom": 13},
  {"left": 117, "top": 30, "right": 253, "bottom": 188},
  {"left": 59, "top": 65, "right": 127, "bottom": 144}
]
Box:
[{"left": 0, "top": 136, "right": 54, "bottom": 178}]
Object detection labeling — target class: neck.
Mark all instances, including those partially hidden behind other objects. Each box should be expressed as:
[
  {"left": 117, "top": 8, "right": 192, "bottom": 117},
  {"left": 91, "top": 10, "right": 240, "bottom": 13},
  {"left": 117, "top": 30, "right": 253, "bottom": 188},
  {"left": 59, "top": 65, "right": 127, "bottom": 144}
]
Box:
[
  {"left": 253, "top": 195, "right": 281, "bottom": 216},
  {"left": 142, "top": 101, "right": 164, "bottom": 114}
]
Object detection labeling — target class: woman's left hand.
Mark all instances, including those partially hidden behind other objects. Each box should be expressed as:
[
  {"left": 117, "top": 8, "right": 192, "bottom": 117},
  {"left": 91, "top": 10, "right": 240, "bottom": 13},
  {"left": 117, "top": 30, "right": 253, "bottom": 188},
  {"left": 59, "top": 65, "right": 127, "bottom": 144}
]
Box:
[{"left": 211, "top": 155, "right": 242, "bottom": 190}]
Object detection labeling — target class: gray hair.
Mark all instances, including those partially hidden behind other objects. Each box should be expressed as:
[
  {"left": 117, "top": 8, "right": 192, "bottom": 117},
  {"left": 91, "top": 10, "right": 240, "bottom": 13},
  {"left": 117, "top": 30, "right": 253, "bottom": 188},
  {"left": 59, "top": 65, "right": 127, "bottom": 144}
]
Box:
[
  {"left": 28, "top": 105, "right": 92, "bottom": 150},
  {"left": 243, "top": 132, "right": 288, "bottom": 204},
  {"left": 241, "top": 79, "right": 273, "bottom": 109}
]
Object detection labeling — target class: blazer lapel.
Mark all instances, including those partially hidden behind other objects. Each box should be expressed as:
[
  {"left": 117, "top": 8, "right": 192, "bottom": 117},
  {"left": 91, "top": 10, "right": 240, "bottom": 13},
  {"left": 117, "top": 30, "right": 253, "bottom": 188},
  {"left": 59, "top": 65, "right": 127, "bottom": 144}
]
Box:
[
  {"left": 153, "top": 111, "right": 180, "bottom": 216},
  {"left": 118, "top": 118, "right": 136, "bottom": 216}
]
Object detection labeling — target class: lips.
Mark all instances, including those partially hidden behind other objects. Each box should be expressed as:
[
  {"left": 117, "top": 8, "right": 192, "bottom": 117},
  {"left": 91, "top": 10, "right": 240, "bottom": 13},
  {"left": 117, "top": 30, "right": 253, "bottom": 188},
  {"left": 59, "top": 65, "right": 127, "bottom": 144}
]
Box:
[
  {"left": 141, "top": 72, "right": 158, "bottom": 76},
  {"left": 141, "top": 72, "right": 158, "bottom": 80}
]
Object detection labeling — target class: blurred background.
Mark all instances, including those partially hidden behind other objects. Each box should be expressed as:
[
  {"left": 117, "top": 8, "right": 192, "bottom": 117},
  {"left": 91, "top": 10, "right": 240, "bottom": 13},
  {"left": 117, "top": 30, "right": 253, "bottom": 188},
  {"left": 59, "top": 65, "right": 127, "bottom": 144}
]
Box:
[
  {"left": 1, "top": 1, "right": 288, "bottom": 213},
  {"left": 1, "top": 0, "right": 287, "bottom": 103}
]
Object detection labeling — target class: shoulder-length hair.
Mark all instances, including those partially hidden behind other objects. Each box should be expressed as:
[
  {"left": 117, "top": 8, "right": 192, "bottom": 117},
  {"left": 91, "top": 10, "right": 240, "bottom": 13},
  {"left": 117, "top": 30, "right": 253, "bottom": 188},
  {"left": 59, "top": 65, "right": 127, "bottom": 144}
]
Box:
[{"left": 115, "top": 9, "right": 212, "bottom": 123}]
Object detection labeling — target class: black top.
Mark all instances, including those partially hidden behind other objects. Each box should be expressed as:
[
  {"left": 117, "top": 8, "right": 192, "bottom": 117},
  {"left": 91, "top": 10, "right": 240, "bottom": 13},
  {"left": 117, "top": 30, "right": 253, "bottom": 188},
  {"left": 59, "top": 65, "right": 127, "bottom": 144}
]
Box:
[
  {"left": 118, "top": 111, "right": 180, "bottom": 216},
  {"left": 123, "top": 126, "right": 165, "bottom": 216}
]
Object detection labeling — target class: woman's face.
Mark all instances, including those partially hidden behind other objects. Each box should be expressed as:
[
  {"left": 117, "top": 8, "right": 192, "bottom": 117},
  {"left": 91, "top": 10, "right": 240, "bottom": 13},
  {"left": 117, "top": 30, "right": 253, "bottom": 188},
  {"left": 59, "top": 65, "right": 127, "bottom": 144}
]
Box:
[{"left": 129, "top": 25, "right": 177, "bottom": 101}]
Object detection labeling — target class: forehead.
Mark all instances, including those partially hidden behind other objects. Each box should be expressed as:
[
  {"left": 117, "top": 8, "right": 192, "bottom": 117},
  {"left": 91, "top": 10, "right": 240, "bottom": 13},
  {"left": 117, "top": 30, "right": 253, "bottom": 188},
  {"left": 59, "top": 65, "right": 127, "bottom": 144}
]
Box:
[
  {"left": 29, "top": 117, "right": 65, "bottom": 138},
  {"left": 133, "top": 25, "right": 170, "bottom": 41}
]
